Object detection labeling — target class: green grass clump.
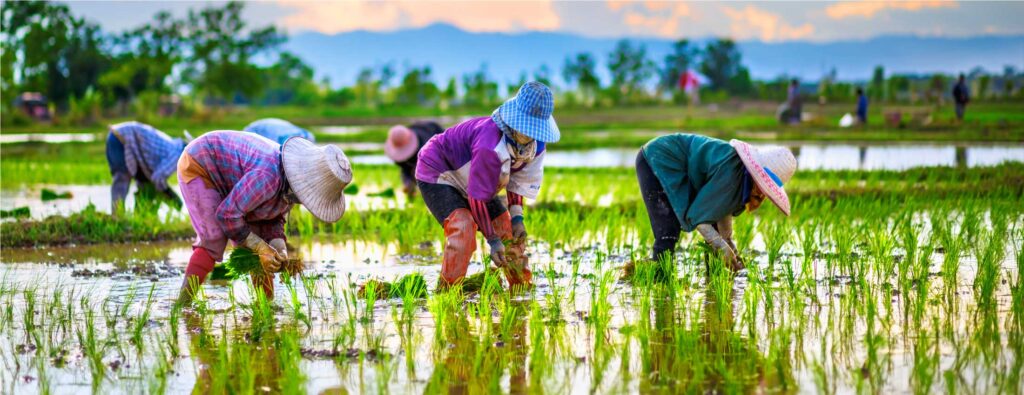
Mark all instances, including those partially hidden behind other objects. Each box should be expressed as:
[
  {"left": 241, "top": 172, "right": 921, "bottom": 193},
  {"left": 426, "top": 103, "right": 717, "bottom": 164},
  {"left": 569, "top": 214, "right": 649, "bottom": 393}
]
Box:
[
  {"left": 223, "top": 248, "right": 265, "bottom": 278},
  {"left": 359, "top": 273, "right": 428, "bottom": 299},
  {"left": 0, "top": 206, "right": 30, "bottom": 219},
  {"left": 40, "top": 188, "right": 72, "bottom": 201}
]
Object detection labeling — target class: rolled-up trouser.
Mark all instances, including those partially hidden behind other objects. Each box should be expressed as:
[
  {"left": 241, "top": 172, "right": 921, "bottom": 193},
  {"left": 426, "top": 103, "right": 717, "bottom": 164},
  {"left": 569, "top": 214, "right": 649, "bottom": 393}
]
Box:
[
  {"left": 418, "top": 181, "right": 530, "bottom": 286},
  {"left": 178, "top": 166, "right": 276, "bottom": 297},
  {"left": 636, "top": 150, "right": 681, "bottom": 261}
]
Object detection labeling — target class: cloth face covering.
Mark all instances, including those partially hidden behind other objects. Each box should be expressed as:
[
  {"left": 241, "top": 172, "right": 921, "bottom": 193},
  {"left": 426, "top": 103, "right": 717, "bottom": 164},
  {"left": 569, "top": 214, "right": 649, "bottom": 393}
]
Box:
[{"left": 492, "top": 110, "right": 537, "bottom": 167}]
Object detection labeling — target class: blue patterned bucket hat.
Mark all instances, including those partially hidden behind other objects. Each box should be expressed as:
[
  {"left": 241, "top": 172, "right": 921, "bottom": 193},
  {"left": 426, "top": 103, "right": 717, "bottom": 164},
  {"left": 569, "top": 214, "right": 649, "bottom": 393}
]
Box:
[{"left": 496, "top": 81, "right": 560, "bottom": 143}]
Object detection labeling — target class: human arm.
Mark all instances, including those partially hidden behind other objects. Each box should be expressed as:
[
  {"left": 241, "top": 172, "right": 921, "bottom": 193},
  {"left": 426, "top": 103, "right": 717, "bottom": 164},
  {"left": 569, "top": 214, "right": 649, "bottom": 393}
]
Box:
[
  {"left": 696, "top": 223, "right": 742, "bottom": 270},
  {"left": 508, "top": 192, "right": 526, "bottom": 240}
]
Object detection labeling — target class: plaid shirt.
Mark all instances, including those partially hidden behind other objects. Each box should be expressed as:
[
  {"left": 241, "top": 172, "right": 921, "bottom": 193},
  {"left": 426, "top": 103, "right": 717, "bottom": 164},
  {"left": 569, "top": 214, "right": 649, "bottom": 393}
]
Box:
[
  {"left": 185, "top": 131, "right": 291, "bottom": 242},
  {"left": 110, "top": 122, "right": 185, "bottom": 190}
]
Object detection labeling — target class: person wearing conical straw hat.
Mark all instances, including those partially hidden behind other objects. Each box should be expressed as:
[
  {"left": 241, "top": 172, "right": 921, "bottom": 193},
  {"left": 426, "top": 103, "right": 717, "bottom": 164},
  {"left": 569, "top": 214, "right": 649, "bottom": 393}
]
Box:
[
  {"left": 385, "top": 121, "right": 444, "bottom": 198},
  {"left": 416, "top": 81, "right": 559, "bottom": 290},
  {"left": 630, "top": 134, "right": 797, "bottom": 274},
  {"left": 175, "top": 131, "right": 352, "bottom": 305},
  {"left": 243, "top": 118, "right": 316, "bottom": 145}
]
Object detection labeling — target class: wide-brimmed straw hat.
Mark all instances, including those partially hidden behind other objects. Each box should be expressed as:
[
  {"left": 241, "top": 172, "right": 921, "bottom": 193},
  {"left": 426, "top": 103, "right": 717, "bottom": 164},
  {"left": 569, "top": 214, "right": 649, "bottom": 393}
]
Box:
[
  {"left": 384, "top": 125, "right": 418, "bottom": 162},
  {"left": 281, "top": 137, "right": 352, "bottom": 223},
  {"left": 496, "top": 81, "right": 560, "bottom": 143},
  {"left": 729, "top": 139, "right": 797, "bottom": 216}
]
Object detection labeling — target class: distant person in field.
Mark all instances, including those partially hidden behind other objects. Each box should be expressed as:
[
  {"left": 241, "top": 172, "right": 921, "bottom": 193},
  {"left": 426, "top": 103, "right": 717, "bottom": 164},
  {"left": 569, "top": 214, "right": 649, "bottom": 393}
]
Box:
[
  {"left": 243, "top": 118, "right": 316, "bottom": 145},
  {"left": 175, "top": 131, "right": 352, "bottom": 305},
  {"left": 679, "top": 70, "right": 701, "bottom": 105},
  {"left": 106, "top": 122, "right": 191, "bottom": 212},
  {"left": 785, "top": 79, "right": 802, "bottom": 124},
  {"left": 856, "top": 87, "right": 869, "bottom": 125},
  {"left": 385, "top": 121, "right": 445, "bottom": 198},
  {"left": 628, "top": 134, "right": 797, "bottom": 276},
  {"left": 952, "top": 74, "right": 970, "bottom": 121},
  {"left": 416, "top": 81, "right": 558, "bottom": 290}
]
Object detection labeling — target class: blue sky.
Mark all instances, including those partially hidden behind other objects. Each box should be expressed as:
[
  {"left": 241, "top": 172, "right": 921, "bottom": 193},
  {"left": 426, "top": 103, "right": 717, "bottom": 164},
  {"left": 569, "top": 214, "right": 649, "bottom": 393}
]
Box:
[{"left": 69, "top": 1, "right": 1024, "bottom": 42}]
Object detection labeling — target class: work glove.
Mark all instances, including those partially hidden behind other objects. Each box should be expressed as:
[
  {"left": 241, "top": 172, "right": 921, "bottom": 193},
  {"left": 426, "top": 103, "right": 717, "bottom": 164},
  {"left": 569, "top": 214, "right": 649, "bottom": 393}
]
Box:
[
  {"left": 511, "top": 215, "right": 527, "bottom": 241},
  {"left": 487, "top": 238, "right": 507, "bottom": 267},
  {"left": 243, "top": 233, "right": 285, "bottom": 274},
  {"left": 697, "top": 223, "right": 744, "bottom": 272},
  {"left": 269, "top": 238, "right": 288, "bottom": 259}
]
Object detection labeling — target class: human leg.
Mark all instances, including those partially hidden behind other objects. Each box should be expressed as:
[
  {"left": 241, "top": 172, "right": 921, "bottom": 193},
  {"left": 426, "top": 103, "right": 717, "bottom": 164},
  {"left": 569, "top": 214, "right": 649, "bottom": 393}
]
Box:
[
  {"left": 635, "top": 151, "right": 682, "bottom": 262},
  {"left": 419, "top": 181, "right": 478, "bottom": 287},
  {"left": 106, "top": 132, "right": 131, "bottom": 212}
]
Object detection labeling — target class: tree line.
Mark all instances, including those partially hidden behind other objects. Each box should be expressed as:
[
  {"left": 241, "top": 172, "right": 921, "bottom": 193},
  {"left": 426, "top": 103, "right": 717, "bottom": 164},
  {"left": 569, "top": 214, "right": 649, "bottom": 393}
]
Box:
[{"left": 2, "top": 1, "right": 1020, "bottom": 125}]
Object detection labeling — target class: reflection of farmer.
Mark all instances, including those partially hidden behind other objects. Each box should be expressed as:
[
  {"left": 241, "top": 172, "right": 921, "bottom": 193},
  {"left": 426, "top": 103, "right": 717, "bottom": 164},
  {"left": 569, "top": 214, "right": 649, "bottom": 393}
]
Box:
[
  {"left": 175, "top": 131, "right": 352, "bottom": 304},
  {"left": 952, "top": 74, "right": 970, "bottom": 121},
  {"left": 416, "top": 81, "right": 558, "bottom": 289},
  {"left": 243, "top": 118, "right": 315, "bottom": 145},
  {"left": 106, "top": 122, "right": 189, "bottom": 212},
  {"left": 631, "top": 134, "right": 797, "bottom": 272},
  {"left": 679, "top": 70, "right": 700, "bottom": 105},
  {"left": 384, "top": 121, "right": 444, "bottom": 198}
]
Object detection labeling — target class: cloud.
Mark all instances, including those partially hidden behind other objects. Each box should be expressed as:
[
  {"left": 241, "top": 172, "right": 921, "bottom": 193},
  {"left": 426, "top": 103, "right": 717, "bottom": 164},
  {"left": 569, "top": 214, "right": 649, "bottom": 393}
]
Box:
[
  {"left": 610, "top": 1, "right": 693, "bottom": 37},
  {"left": 825, "top": 1, "right": 958, "bottom": 19},
  {"left": 721, "top": 5, "right": 815, "bottom": 41},
  {"left": 276, "top": 0, "right": 560, "bottom": 34}
]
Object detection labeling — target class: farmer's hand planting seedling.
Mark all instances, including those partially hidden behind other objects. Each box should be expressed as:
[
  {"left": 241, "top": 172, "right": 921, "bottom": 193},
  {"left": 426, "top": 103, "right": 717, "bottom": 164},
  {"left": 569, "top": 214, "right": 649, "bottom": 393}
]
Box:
[
  {"left": 175, "top": 130, "right": 352, "bottom": 306},
  {"left": 243, "top": 233, "right": 285, "bottom": 273},
  {"left": 630, "top": 134, "right": 796, "bottom": 277},
  {"left": 415, "top": 81, "right": 556, "bottom": 290}
]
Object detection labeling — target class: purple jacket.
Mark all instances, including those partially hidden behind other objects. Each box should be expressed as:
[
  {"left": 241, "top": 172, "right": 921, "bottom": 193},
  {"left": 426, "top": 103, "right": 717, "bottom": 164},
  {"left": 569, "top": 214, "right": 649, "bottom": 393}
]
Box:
[{"left": 416, "top": 117, "right": 545, "bottom": 201}]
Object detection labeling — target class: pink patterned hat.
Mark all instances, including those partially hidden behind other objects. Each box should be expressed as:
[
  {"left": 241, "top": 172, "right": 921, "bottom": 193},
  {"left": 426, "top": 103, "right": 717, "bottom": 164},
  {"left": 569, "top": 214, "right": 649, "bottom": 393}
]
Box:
[
  {"left": 384, "top": 125, "right": 418, "bottom": 162},
  {"left": 729, "top": 140, "right": 797, "bottom": 216}
]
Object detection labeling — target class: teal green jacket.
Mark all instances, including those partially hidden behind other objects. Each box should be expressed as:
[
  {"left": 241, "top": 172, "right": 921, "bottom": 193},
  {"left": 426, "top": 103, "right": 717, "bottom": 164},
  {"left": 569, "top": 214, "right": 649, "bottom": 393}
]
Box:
[{"left": 641, "top": 134, "right": 747, "bottom": 231}]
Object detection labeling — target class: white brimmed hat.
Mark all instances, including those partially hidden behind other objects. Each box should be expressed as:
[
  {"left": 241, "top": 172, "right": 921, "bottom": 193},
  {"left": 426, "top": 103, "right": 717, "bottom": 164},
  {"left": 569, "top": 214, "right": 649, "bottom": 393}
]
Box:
[
  {"left": 384, "top": 125, "right": 418, "bottom": 162},
  {"left": 282, "top": 137, "right": 352, "bottom": 222},
  {"left": 729, "top": 140, "right": 797, "bottom": 216}
]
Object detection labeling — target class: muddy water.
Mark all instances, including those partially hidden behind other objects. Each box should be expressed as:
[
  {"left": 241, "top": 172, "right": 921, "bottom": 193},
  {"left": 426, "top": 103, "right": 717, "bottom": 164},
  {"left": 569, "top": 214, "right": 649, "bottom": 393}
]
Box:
[
  {"left": 1, "top": 234, "right": 1019, "bottom": 393},
  {"left": 349, "top": 143, "right": 1024, "bottom": 170}
]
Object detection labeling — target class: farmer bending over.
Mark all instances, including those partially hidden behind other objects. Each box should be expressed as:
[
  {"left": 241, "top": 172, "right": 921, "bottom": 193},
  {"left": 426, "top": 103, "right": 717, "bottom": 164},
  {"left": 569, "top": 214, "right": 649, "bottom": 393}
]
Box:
[
  {"left": 106, "top": 121, "right": 190, "bottom": 212},
  {"left": 632, "top": 134, "right": 797, "bottom": 273},
  {"left": 385, "top": 121, "right": 444, "bottom": 198},
  {"left": 416, "top": 81, "right": 558, "bottom": 289},
  {"left": 176, "top": 131, "right": 352, "bottom": 304},
  {"left": 243, "top": 118, "right": 316, "bottom": 145}
]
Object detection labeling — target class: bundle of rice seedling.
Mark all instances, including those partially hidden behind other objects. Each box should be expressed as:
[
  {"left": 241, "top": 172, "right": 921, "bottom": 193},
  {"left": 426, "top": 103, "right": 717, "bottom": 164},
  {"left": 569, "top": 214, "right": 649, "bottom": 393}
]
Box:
[
  {"left": 358, "top": 273, "right": 428, "bottom": 299},
  {"left": 221, "top": 247, "right": 305, "bottom": 280},
  {"left": 458, "top": 268, "right": 504, "bottom": 293},
  {"left": 223, "top": 247, "right": 265, "bottom": 278}
]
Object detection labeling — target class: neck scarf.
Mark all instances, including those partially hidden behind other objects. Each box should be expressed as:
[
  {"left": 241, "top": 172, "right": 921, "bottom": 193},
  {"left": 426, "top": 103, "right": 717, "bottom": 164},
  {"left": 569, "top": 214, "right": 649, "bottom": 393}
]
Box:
[{"left": 492, "top": 110, "right": 537, "bottom": 167}]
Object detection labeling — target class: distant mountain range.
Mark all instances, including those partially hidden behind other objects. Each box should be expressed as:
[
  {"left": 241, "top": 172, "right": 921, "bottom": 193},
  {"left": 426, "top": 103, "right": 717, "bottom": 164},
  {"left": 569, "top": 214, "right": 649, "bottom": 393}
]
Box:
[{"left": 285, "top": 23, "right": 1024, "bottom": 87}]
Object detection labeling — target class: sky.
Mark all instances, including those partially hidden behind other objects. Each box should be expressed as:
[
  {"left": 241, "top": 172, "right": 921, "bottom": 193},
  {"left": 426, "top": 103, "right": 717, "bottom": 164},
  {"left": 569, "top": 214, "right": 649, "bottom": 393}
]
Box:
[{"left": 68, "top": 0, "right": 1024, "bottom": 43}]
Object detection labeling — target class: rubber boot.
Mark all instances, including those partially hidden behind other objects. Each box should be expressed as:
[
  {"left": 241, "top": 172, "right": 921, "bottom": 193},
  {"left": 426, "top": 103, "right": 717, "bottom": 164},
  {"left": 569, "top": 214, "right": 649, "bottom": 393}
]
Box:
[
  {"left": 439, "top": 208, "right": 477, "bottom": 287},
  {"left": 492, "top": 212, "right": 532, "bottom": 287},
  {"left": 177, "top": 247, "right": 216, "bottom": 305}
]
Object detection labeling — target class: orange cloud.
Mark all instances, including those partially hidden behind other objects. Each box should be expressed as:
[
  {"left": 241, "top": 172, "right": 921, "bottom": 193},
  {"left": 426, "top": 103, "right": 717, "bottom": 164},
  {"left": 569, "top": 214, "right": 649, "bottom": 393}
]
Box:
[
  {"left": 721, "top": 5, "right": 815, "bottom": 41},
  {"left": 825, "top": 1, "right": 958, "bottom": 19},
  {"left": 618, "top": 1, "right": 692, "bottom": 37},
  {"left": 277, "top": 0, "right": 560, "bottom": 34}
]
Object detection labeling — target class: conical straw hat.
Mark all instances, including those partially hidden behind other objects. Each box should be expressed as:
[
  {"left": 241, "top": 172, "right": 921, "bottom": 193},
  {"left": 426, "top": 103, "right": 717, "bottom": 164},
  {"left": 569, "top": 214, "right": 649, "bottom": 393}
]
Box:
[
  {"left": 281, "top": 137, "right": 352, "bottom": 222},
  {"left": 729, "top": 139, "right": 797, "bottom": 216}
]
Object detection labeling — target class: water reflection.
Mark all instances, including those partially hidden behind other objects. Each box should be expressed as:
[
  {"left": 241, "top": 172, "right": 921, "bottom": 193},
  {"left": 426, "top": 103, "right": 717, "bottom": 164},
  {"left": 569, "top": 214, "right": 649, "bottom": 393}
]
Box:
[{"left": 350, "top": 143, "right": 1024, "bottom": 170}]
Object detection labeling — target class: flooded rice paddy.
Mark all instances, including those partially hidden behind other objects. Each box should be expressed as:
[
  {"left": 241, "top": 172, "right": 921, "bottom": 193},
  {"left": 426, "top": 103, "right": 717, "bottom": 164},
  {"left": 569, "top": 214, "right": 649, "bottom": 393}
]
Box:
[{"left": 1, "top": 210, "right": 1021, "bottom": 393}]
